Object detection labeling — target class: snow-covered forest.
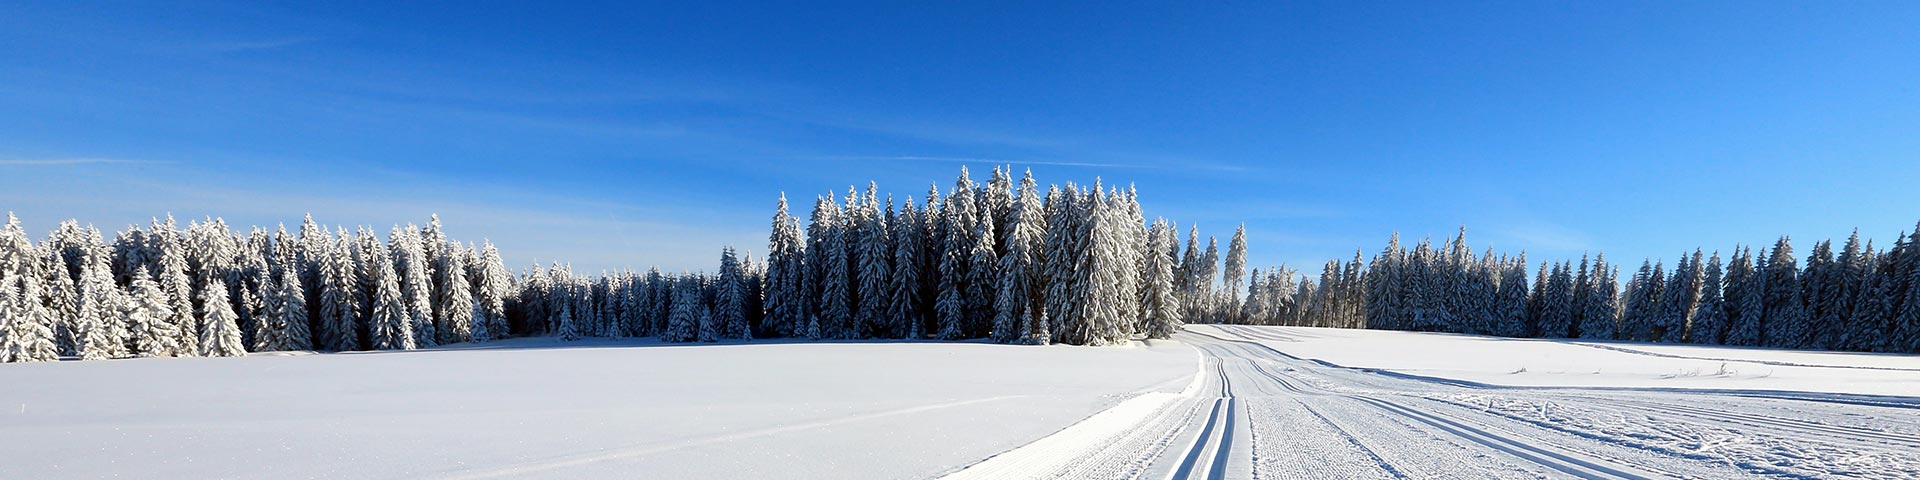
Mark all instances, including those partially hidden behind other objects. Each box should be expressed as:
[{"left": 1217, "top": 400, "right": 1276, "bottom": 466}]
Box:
[
  {"left": 1253, "top": 227, "right": 1920, "bottom": 354},
  {"left": 3, "top": 166, "right": 1918, "bottom": 363}
]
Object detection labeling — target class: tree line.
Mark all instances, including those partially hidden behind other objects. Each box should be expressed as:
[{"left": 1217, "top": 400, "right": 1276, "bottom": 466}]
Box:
[
  {"left": 7, "top": 165, "right": 1916, "bottom": 363},
  {"left": 1246, "top": 226, "right": 1920, "bottom": 354}
]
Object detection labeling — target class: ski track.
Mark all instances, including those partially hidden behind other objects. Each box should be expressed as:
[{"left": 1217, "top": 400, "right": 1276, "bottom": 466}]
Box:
[
  {"left": 957, "top": 325, "right": 1920, "bottom": 479},
  {"left": 1564, "top": 341, "right": 1920, "bottom": 372}
]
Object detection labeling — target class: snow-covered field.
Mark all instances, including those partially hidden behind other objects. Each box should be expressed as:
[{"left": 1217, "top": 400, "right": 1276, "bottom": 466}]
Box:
[
  {"left": 0, "top": 338, "right": 1194, "bottom": 479},
  {"left": 1194, "top": 324, "right": 1920, "bottom": 397},
  {"left": 950, "top": 326, "right": 1920, "bottom": 479},
  {"left": 9, "top": 326, "right": 1920, "bottom": 480}
]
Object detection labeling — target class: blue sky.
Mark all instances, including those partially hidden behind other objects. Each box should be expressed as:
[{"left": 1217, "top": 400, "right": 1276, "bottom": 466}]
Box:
[{"left": 3, "top": 1, "right": 1918, "bottom": 273}]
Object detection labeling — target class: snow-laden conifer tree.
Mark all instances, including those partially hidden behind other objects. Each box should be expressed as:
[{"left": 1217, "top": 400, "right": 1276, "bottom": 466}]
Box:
[
  {"left": 991, "top": 175, "right": 1044, "bottom": 344},
  {"left": 966, "top": 215, "right": 998, "bottom": 338},
  {"left": 715, "top": 247, "right": 751, "bottom": 339},
  {"left": 1729, "top": 248, "right": 1768, "bottom": 346},
  {"left": 76, "top": 247, "right": 127, "bottom": 360},
  {"left": 663, "top": 274, "right": 700, "bottom": 342},
  {"left": 1494, "top": 254, "right": 1530, "bottom": 338},
  {"left": 366, "top": 247, "right": 416, "bottom": 350},
  {"left": 818, "top": 193, "right": 855, "bottom": 339},
  {"left": 888, "top": 199, "right": 925, "bottom": 339},
  {"left": 197, "top": 276, "right": 246, "bottom": 357},
  {"left": 1141, "top": 219, "right": 1183, "bottom": 339},
  {"left": 391, "top": 227, "right": 437, "bottom": 348},
  {"left": 476, "top": 241, "right": 511, "bottom": 340},
  {"left": 1223, "top": 224, "right": 1248, "bottom": 323},
  {"left": 1690, "top": 252, "right": 1728, "bottom": 344},
  {"left": 856, "top": 191, "right": 893, "bottom": 337},
  {"left": 318, "top": 240, "right": 360, "bottom": 353},
  {"left": 154, "top": 222, "right": 200, "bottom": 356},
  {"left": 126, "top": 270, "right": 181, "bottom": 357},
  {"left": 765, "top": 194, "right": 805, "bottom": 338},
  {"left": 1041, "top": 186, "right": 1079, "bottom": 337},
  {"left": 1762, "top": 237, "right": 1807, "bottom": 348},
  {"left": 436, "top": 240, "right": 474, "bottom": 344}
]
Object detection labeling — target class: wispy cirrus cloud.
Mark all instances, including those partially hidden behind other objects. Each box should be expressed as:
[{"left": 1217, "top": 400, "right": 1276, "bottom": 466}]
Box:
[{"left": 0, "top": 158, "right": 176, "bottom": 166}]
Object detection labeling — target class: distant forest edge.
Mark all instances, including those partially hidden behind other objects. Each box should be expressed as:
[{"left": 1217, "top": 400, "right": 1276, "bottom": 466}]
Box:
[{"left": 1, "top": 166, "right": 1917, "bottom": 362}]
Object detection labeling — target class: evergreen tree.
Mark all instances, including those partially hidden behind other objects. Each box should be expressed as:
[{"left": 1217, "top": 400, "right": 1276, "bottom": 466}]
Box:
[
  {"left": 1495, "top": 255, "right": 1531, "bottom": 338},
  {"left": 1690, "top": 252, "right": 1728, "bottom": 344},
  {"left": 436, "top": 240, "right": 474, "bottom": 344},
  {"left": 392, "top": 227, "right": 437, "bottom": 348},
  {"left": 126, "top": 270, "right": 181, "bottom": 357},
  {"left": 1142, "top": 220, "right": 1183, "bottom": 339},
  {"left": 366, "top": 247, "right": 415, "bottom": 350},
  {"left": 75, "top": 247, "right": 127, "bottom": 360},
  {"left": 716, "top": 248, "right": 751, "bottom": 339},
  {"left": 856, "top": 189, "right": 893, "bottom": 337},
  {"left": 765, "top": 194, "right": 805, "bottom": 338},
  {"left": 991, "top": 175, "right": 1044, "bottom": 344},
  {"left": 1223, "top": 224, "right": 1248, "bottom": 323},
  {"left": 1762, "top": 237, "right": 1807, "bottom": 348},
  {"left": 475, "top": 241, "right": 511, "bottom": 340},
  {"left": 197, "top": 277, "right": 246, "bottom": 357},
  {"left": 664, "top": 274, "right": 700, "bottom": 342},
  {"left": 817, "top": 193, "right": 854, "bottom": 339},
  {"left": 888, "top": 199, "right": 925, "bottom": 339}
]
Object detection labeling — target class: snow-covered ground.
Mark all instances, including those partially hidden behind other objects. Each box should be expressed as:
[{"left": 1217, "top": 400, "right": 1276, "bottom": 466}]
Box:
[
  {"left": 0, "top": 338, "right": 1195, "bottom": 479},
  {"left": 948, "top": 325, "right": 1920, "bottom": 479},
  {"left": 11, "top": 326, "right": 1920, "bottom": 480},
  {"left": 1196, "top": 324, "right": 1920, "bottom": 397}
]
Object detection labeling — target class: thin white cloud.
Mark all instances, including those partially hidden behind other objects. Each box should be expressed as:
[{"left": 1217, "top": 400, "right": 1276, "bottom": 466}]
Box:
[{"left": 0, "top": 158, "right": 175, "bottom": 166}]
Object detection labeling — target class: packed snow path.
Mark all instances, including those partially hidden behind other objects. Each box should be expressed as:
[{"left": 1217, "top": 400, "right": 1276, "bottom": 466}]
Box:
[{"left": 951, "top": 326, "right": 1920, "bottom": 479}]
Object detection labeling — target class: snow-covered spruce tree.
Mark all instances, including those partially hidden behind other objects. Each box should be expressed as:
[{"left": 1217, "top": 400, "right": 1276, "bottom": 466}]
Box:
[
  {"left": 1690, "top": 252, "right": 1728, "bottom": 344},
  {"left": 1069, "top": 185, "right": 1134, "bottom": 346},
  {"left": 37, "top": 248, "right": 80, "bottom": 357},
  {"left": 991, "top": 178, "right": 1043, "bottom": 344},
  {"left": 366, "top": 246, "right": 415, "bottom": 351},
  {"left": 1728, "top": 248, "right": 1768, "bottom": 347},
  {"left": 663, "top": 274, "right": 700, "bottom": 342},
  {"left": 1836, "top": 237, "right": 1876, "bottom": 351},
  {"left": 1801, "top": 239, "right": 1839, "bottom": 349},
  {"left": 1142, "top": 219, "right": 1183, "bottom": 339},
  {"left": 420, "top": 215, "right": 451, "bottom": 334},
  {"left": 1494, "top": 254, "right": 1530, "bottom": 338},
  {"left": 765, "top": 193, "right": 805, "bottom": 338},
  {"left": 154, "top": 224, "right": 200, "bottom": 356},
  {"left": 888, "top": 199, "right": 925, "bottom": 339},
  {"left": 715, "top": 247, "right": 750, "bottom": 339},
  {"left": 1223, "top": 224, "right": 1248, "bottom": 323},
  {"left": 76, "top": 247, "right": 127, "bottom": 360},
  {"left": 126, "top": 270, "right": 181, "bottom": 357},
  {"left": 819, "top": 192, "right": 855, "bottom": 339},
  {"left": 391, "top": 227, "right": 437, "bottom": 348},
  {"left": 0, "top": 221, "right": 61, "bottom": 363},
  {"left": 316, "top": 239, "right": 360, "bottom": 349},
  {"left": 856, "top": 191, "right": 893, "bottom": 338},
  {"left": 1848, "top": 245, "right": 1893, "bottom": 351},
  {"left": 196, "top": 276, "right": 246, "bottom": 357},
  {"left": 1577, "top": 254, "right": 1617, "bottom": 339},
  {"left": 935, "top": 178, "right": 978, "bottom": 340},
  {"left": 1761, "top": 237, "right": 1806, "bottom": 348},
  {"left": 476, "top": 241, "right": 511, "bottom": 340},
  {"left": 1041, "top": 185, "right": 1079, "bottom": 338},
  {"left": 251, "top": 267, "right": 289, "bottom": 352},
  {"left": 551, "top": 283, "right": 580, "bottom": 341},
  {"left": 436, "top": 240, "right": 474, "bottom": 344},
  {"left": 966, "top": 215, "right": 999, "bottom": 338}
]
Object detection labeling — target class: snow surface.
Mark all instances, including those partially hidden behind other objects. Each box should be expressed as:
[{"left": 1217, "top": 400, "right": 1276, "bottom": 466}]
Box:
[
  {"left": 1192, "top": 324, "right": 1920, "bottom": 397},
  {"left": 948, "top": 326, "right": 1920, "bottom": 480},
  {"left": 0, "top": 337, "right": 1195, "bottom": 479}
]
